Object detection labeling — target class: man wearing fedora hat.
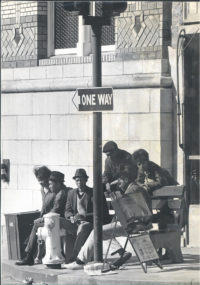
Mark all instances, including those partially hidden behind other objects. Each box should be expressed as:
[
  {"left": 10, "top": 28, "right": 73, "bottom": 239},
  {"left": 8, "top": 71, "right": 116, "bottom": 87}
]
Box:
[
  {"left": 16, "top": 170, "right": 70, "bottom": 266},
  {"left": 65, "top": 171, "right": 153, "bottom": 270},
  {"left": 62, "top": 168, "right": 111, "bottom": 264}
]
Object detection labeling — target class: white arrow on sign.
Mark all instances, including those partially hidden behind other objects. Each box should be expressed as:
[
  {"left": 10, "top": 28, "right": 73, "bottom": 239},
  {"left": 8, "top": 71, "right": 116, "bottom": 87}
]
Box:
[{"left": 72, "top": 89, "right": 80, "bottom": 111}]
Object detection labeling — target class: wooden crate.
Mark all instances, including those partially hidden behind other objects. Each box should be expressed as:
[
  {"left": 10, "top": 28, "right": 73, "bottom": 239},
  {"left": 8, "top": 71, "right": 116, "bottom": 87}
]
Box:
[{"left": 5, "top": 211, "right": 40, "bottom": 260}]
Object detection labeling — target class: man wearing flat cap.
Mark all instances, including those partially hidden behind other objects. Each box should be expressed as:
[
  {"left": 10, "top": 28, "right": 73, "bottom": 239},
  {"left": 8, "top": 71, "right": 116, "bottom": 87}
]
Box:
[
  {"left": 48, "top": 171, "right": 71, "bottom": 216},
  {"left": 102, "top": 141, "right": 137, "bottom": 192},
  {"left": 101, "top": 141, "right": 137, "bottom": 268},
  {"left": 62, "top": 169, "right": 111, "bottom": 264},
  {"left": 16, "top": 170, "right": 70, "bottom": 266}
]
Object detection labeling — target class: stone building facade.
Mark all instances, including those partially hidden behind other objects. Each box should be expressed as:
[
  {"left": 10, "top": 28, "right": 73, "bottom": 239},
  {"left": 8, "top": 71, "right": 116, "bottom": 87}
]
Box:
[{"left": 1, "top": 1, "right": 200, "bottom": 246}]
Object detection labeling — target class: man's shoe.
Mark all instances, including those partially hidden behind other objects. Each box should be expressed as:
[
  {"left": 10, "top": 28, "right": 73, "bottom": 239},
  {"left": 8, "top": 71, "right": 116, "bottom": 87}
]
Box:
[
  {"left": 34, "top": 257, "right": 42, "bottom": 264},
  {"left": 144, "top": 221, "right": 153, "bottom": 231},
  {"left": 63, "top": 261, "right": 84, "bottom": 270},
  {"left": 160, "top": 249, "right": 171, "bottom": 260},
  {"left": 15, "top": 256, "right": 34, "bottom": 266},
  {"left": 112, "top": 251, "right": 132, "bottom": 268}
]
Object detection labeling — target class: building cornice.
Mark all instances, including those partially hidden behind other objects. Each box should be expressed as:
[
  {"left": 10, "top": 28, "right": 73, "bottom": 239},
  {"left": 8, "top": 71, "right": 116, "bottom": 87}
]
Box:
[{"left": 2, "top": 74, "right": 172, "bottom": 93}]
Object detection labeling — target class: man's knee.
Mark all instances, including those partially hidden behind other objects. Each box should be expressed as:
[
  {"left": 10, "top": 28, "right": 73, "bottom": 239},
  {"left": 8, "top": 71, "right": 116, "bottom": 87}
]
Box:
[
  {"left": 33, "top": 219, "right": 44, "bottom": 229},
  {"left": 102, "top": 222, "right": 115, "bottom": 233},
  {"left": 60, "top": 218, "right": 77, "bottom": 235},
  {"left": 77, "top": 222, "right": 93, "bottom": 235},
  {"left": 86, "top": 229, "right": 94, "bottom": 242},
  {"left": 31, "top": 222, "right": 43, "bottom": 236},
  {"left": 60, "top": 217, "right": 70, "bottom": 229}
]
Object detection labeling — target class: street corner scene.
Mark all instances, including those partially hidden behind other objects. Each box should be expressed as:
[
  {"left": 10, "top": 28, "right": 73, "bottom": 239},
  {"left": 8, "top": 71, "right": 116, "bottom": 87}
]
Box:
[{"left": 1, "top": 1, "right": 200, "bottom": 285}]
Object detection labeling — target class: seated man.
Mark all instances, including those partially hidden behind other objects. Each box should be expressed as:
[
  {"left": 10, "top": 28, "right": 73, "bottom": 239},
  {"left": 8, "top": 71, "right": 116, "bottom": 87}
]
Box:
[
  {"left": 16, "top": 171, "right": 70, "bottom": 265},
  {"left": 132, "top": 148, "right": 178, "bottom": 225},
  {"left": 132, "top": 149, "right": 178, "bottom": 258},
  {"left": 132, "top": 149, "right": 178, "bottom": 193},
  {"left": 34, "top": 165, "right": 51, "bottom": 200},
  {"left": 61, "top": 169, "right": 111, "bottom": 264},
  {"left": 65, "top": 171, "right": 152, "bottom": 270}
]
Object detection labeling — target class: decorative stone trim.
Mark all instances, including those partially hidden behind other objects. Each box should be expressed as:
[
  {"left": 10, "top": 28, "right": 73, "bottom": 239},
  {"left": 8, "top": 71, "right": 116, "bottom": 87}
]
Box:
[
  {"left": 131, "top": 11, "right": 146, "bottom": 40},
  {"left": 2, "top": 74, "right": 172, "bottom": 93},
  {"left": 12, "top": 24, "right": 24, "bottom": 48}
]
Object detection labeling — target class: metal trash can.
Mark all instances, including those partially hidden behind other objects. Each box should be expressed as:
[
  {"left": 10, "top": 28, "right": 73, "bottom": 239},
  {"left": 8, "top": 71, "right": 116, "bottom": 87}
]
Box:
[{"left": 5, "top": 211, "right": 40, "bottom": 260}]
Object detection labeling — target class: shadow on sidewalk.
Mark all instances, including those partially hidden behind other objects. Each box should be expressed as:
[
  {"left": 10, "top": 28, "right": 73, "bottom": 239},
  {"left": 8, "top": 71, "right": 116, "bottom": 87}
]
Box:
[
  {"left": 161, "top": 265, "right": 200, "bottom": 273},
  {"left": 112, "top": 252, "right": 200, "bottom": 273},
  {"left": 149, "top": 253, "right": 200, "bottom": 273},
  {"left": 183, "top": 254, "right": 200, "bottom": 263}
]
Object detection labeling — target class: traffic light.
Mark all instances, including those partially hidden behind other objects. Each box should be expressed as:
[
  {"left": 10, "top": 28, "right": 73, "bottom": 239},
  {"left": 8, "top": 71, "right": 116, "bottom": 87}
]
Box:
[
  {"left": 1, "top": 159, "right": 10, "bottom": 183},
  {"left": 63, "top": 2, "right": 90, "bottom": 16},
  {"left": 102, "top": 1, "right": 127, "bottom": 17}
]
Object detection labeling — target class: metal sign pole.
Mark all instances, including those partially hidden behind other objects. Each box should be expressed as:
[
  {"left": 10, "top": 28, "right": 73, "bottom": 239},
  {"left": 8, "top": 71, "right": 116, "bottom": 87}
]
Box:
[{"left": 91, "top": 22, "right": 103, "bottom": 262}]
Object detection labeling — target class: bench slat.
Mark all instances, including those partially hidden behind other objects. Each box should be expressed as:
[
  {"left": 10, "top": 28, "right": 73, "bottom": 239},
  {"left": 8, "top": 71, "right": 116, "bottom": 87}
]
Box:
[
  {"left": 152, "top": 198, "right": 183, "bottom": 210},
  {"left": 168, "top": 199, "right": 182, "bottom": 209},
  {"left": 152, "top": 185, "right": 185, "bottom": 198}
]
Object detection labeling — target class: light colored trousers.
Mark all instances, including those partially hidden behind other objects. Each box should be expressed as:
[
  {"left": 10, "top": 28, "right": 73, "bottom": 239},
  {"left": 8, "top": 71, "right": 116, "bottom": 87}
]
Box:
[{"left": 78, "top": 221, "right": 127, "bottom": 263}]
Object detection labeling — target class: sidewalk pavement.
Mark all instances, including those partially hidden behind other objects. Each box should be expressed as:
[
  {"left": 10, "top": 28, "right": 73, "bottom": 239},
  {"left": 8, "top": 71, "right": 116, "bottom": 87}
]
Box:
[{"left": 2, "top": 246, "right": 200, "bottom": 285}]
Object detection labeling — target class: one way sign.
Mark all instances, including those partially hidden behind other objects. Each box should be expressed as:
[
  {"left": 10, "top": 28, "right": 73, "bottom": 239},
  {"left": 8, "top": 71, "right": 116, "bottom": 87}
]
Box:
[{"left": 72, "top": 87, "right": 113, "bottom": 111}]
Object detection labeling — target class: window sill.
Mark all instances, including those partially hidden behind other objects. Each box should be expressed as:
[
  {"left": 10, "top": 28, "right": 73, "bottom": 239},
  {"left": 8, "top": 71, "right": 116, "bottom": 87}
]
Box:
[{"left": 39, "top": 52, "right": 117, "bottom": 66}]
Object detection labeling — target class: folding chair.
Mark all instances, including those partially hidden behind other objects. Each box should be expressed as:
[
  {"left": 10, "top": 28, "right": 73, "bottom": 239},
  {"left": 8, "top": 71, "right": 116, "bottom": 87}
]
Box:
[{"left": 103, "top": 191, "right": 163, "bottom": 273}]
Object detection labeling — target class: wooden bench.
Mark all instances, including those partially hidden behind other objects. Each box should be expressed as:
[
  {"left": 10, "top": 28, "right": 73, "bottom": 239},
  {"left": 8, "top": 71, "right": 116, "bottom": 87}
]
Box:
[{"left": 150, "top": 185, "right": 187, "bottom": 263}]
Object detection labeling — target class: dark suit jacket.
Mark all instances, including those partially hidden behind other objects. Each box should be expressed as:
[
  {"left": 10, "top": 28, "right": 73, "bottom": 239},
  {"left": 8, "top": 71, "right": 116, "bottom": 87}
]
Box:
[
  {"left": 65, "top": 186, "right": 111, "bottom": 225},
  {"left": 40, "top": 189, "right": 55, "bottom": 217},
  {"left": 51, "top": 185, "right": 71, "bottom": 217},
  {"left": 41, "top": 184, "right": 71, "bottom": 218},
  {"left": 136, "top": 161, "right": 178, "bottom": 192}
]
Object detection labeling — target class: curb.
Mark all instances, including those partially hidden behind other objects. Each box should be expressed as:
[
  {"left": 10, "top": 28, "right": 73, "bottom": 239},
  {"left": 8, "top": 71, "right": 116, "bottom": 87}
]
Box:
[
  {"left": 2, "top": 260, "right": 59, "bottom": 283},
  {"left": 2, "top": 259, "right": 199, "bottom": 285}
]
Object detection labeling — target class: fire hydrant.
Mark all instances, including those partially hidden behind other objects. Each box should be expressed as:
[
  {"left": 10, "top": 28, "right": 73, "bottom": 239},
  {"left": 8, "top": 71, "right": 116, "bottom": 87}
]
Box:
[{"left": 37, "top": 212, "right": 65, "bottom": 267}]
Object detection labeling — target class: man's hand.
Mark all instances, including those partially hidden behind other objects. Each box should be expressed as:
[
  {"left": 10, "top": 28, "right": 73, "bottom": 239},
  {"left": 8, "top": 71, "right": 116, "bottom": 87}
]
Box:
[
  {"left": 102, "top": 176, "right": 109, "bottom": 184},
  {"left": 34, "top": 217, "right": 44, "bottom": 224},
  {"left": 135, "top": 178, "right": 144, "bottom": 186},
  {"left": 73, "top": 214, "right": 85, "bottom": 223},
  {"left": 105, "top": 183, "right": 111, "bottom": 192}
]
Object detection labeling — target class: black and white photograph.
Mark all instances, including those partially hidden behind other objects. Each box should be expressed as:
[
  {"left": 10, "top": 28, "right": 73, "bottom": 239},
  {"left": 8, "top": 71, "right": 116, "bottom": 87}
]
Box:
[{"left": 1, "top": 1, "right": 200, "bottom": 284}]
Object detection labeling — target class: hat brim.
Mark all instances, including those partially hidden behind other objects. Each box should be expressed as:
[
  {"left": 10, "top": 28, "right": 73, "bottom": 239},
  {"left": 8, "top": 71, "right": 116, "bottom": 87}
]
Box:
[
  {"left": 73, "top": 175, "right": 89, "bottom": 180},
  {"left": 49, "top": 178, "right": 64, "bottom": 182}
]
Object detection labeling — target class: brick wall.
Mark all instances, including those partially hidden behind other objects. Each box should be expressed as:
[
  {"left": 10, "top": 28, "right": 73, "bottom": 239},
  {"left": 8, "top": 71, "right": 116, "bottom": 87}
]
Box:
[
  {"left": 1, "top": 1, "right": 172, "bottom": 68},
  {"left": 1, "top": 1, "right": 47, "bottom": 68},
  {"left": 116, "top": 1, "right": 172, "bottom": 59}
]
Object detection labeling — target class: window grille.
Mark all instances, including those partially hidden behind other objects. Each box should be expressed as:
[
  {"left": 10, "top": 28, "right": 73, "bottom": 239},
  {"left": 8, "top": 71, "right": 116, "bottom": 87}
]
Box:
[
  {"left": 95, "top": 2, "right": 115, "bottom": 46},
  {"left": 102, "top": 17, "right": 115, "bottom": 46},
  {"left": 55, "top": 2, "right": 78, "bottom": 49},
  {"left": 54, "top": 2, "right": 115, "bottom": 51}
]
